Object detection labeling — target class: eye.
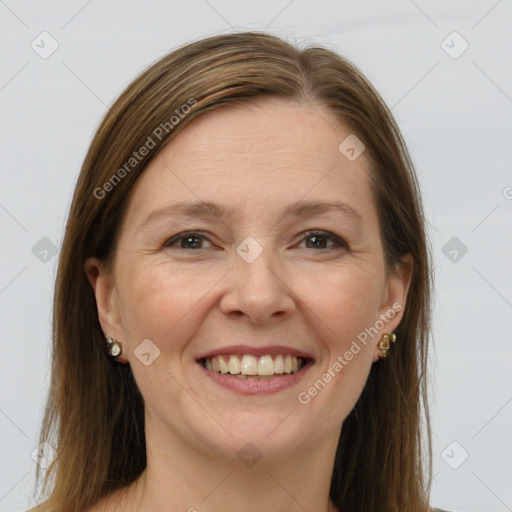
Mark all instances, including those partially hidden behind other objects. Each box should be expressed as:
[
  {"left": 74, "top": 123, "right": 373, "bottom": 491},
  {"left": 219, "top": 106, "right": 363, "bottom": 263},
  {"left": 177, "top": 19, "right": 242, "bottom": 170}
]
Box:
[
  {"left": 164, "top": 232, "right": 213, "bottom": 250},
  {"left": 164, "top": 230, "right": 348, "bottom": 251},
  {"left": 297, "top": 230, "right": 348, "bottom": 250}
]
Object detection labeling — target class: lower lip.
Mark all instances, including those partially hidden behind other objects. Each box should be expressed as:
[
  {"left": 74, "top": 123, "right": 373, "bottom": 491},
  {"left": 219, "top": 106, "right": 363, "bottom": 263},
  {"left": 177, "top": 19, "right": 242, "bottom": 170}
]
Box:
[{"left": 198, "top": 360, "right": 313, "bottom": 395}]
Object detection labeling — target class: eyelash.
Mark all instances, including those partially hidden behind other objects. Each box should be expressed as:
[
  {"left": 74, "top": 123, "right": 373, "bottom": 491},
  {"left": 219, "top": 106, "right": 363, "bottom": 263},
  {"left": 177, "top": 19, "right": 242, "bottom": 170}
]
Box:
[{"left": 164, "top": 230, "right": 348, "bottom": 251}]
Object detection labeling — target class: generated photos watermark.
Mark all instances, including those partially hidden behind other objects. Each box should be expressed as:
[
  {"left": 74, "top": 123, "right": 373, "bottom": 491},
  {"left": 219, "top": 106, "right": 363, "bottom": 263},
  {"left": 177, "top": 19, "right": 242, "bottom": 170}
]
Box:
[
  {"left": 94, "top": 97, "right": 197, "bottom": 200},
  {"left": 297, "top": 302, "right": 402, "bottom": 404}
]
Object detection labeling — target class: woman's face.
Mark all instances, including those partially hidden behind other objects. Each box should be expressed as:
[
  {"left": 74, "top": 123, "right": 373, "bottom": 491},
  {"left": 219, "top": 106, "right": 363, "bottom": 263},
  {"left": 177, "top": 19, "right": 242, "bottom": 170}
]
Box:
[{"left": 87, "top": 98, "right": 411, "bottom": 462}]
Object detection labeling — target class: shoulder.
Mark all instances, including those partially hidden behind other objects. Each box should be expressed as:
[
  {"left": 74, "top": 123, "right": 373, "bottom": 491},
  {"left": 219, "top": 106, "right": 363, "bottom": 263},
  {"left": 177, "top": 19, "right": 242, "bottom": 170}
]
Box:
[{"left": 432, "top": 508, "right": 451, "bottom": 512}]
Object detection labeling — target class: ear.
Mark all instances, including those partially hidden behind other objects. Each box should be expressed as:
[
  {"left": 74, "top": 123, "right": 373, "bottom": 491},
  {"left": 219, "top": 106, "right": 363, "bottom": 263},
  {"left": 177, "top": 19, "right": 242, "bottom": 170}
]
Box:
[
  {"left": 372, "top": 253, "right": 414, "bottom": 362},
  {"left": 84, "top": 257, "right": 128, "bottom": 363}
]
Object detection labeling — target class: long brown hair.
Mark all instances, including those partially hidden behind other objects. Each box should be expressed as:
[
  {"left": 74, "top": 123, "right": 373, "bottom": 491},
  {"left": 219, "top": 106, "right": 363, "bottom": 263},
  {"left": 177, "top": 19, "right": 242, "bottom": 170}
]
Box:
[{"left": 29, "top": 31, "right": 433, "bottom": 512}]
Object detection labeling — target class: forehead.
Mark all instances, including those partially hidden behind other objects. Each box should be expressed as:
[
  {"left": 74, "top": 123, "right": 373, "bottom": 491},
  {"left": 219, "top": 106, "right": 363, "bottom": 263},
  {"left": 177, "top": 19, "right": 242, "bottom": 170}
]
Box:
[
  {"left": 165, "top": 98, "right": 364, "bottom": 173},
  {"left": 122, "top": 98, "right": 375, "bottom": 225}
]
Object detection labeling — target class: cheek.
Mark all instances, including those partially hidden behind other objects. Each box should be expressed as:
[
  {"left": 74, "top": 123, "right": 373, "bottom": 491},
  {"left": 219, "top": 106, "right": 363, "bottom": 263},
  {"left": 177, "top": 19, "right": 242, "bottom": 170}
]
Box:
[
  {"left": 295, "top": 264, "right": 382, "bottom": 412},
  {"left": 302, "top": 262, "right": 384, "bottom": 345},
  {"left": 116, "top": 260, "right": 224, "bottom": 350}
]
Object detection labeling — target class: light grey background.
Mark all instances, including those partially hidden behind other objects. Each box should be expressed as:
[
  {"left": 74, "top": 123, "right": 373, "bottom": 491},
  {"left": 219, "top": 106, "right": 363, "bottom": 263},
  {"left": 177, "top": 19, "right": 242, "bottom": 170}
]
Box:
[{"left": 1, "top": 1, "right": 511, "bottom": 511}]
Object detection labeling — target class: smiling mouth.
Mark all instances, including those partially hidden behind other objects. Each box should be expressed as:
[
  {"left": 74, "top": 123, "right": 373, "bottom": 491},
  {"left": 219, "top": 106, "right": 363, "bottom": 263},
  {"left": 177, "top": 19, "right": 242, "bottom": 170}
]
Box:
[{"left": 199, "top": 354, "right": 307, "bottom": 379}]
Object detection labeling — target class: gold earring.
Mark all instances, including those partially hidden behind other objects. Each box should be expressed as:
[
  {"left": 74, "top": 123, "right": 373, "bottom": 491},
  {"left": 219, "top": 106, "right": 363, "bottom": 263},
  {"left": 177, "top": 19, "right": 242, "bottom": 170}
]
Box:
[
  {"left": 106, "top": 337, "right": 123, "bottom": 359},
  {"left": 378, "top": 333, "right": 396, "bottom": 359}
]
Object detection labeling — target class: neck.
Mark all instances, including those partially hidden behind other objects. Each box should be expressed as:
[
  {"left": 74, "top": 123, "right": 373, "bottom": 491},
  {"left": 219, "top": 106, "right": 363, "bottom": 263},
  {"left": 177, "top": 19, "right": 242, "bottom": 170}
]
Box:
[{"left": 113, "top": 410, "right": 341, "bottom": 512}]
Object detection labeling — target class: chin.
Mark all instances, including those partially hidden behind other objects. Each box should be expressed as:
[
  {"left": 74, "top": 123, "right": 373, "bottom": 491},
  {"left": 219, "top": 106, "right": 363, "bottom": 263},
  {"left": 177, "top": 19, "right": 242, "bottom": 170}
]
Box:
[{"left": 194, "top": 409, "right": 320, "bottom": 465}]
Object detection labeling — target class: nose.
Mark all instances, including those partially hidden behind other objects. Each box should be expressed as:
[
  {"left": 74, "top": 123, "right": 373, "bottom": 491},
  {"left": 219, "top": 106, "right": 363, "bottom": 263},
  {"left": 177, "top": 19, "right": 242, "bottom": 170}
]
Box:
[{"left": 219, "top": 243, "right": 296, "bottom": 324}]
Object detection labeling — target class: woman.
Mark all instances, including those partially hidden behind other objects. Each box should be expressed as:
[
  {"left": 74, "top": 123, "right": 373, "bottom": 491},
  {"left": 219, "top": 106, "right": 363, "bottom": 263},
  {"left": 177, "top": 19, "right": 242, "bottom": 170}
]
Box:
[{"left": 29, "top": 32, "right": 445, "bottom": 512}]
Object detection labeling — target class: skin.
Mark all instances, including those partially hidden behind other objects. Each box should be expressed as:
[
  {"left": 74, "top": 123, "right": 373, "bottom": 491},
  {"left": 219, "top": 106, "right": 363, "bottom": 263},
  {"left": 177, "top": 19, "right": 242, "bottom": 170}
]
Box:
[{"left": 85, "top": 97, "right": 412, "bottom": 512}]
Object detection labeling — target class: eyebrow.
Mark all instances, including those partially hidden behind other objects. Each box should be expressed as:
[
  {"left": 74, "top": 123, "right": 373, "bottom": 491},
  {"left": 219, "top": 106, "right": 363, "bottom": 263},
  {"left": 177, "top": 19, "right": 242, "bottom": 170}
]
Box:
[{"left": 140, "top": 199, "right": 362, "bottom": 229}]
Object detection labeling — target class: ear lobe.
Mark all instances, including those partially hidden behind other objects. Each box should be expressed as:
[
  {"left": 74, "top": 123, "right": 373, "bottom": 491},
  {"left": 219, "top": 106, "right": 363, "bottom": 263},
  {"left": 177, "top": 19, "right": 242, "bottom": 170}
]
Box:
[
  {"left": 373, "top": 254, "right": 414, "bottom": 362},
  {"left": 84, "top": 257, "right": 121, "bottom": 339}
]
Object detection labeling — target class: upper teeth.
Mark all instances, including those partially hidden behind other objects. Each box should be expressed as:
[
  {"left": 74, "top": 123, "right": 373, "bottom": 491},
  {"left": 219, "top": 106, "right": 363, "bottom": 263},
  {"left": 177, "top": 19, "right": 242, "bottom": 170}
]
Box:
[{"left": 204, "top": 354, "right": 303, "bottom": 376}]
